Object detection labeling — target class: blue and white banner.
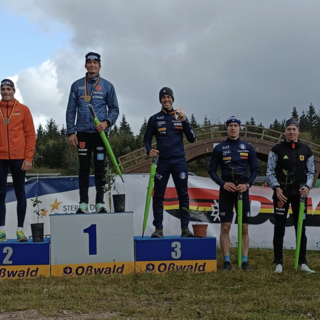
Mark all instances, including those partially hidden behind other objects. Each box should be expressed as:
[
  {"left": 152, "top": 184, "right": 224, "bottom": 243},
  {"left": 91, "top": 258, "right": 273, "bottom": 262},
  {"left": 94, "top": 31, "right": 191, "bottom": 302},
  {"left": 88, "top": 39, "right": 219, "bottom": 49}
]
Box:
[{"left": 5, "top": 174, "right": 320, "bottom": 249}]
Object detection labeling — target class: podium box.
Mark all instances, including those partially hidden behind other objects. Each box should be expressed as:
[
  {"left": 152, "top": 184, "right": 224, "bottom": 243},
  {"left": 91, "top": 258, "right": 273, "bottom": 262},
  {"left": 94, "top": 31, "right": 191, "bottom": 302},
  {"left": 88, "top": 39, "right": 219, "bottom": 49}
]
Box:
[
  {"left": 135, "top": 236, "right": 217, "bottom": 273},
  {"left": 50, "top": 212, "right": 135, "bottom": 277},
  {"left": 0, "top": 238, "right": 50, "bottom": 279}
]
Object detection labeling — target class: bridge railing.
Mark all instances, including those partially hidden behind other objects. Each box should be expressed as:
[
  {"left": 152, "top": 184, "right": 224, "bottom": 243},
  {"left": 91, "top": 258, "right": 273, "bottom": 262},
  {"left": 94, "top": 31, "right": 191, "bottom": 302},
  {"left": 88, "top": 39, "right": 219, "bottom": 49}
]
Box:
[{"left": 118, "top": 124, "right": 320, "bottom": 170}]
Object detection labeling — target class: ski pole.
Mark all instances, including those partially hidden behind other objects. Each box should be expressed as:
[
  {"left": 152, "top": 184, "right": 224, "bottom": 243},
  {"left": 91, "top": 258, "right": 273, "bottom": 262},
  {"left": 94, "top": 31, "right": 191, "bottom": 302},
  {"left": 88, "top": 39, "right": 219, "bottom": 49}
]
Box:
[
  {"left": 238, "top": 192, "right": 243, "bottom": 268},
  {"left": 87, "top": 104, "right": 124, "bottom": 183},
  {"left": 142, "top": 155, "right": 159, "bottom": 237}
]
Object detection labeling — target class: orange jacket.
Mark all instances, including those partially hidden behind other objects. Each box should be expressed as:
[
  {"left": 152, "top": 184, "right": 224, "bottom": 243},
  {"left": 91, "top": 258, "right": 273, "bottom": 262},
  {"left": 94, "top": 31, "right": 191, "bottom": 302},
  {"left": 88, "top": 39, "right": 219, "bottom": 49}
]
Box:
[{"left": 0, "top": 99, "right": 36, "bottom": 161}]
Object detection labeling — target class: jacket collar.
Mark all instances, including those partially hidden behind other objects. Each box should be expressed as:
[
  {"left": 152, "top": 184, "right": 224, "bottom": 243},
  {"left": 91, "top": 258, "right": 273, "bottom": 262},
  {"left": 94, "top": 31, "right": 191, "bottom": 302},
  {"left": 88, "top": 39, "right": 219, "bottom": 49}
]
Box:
[
  {"left": 282, "top": 139, "right": 301, "bottom": 149},
  {"left": 86, "top": 72, "right": 100, "bottom": 82},
  {"left": 0, "top": 99, "right": 17, "bottom": 108}
]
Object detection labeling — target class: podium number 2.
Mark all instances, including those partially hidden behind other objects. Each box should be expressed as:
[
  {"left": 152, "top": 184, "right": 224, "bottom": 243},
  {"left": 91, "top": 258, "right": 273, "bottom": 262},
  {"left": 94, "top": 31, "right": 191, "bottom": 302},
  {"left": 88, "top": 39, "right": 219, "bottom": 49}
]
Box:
[
  {"left": 3, "top": 247, "right": 13, "bottom": 265},
  {"left": 171, "top": 242, "right": 181, "bottom": 259},
  {"left": 83, "top": 224, "right": 97, "bottom": 255}
]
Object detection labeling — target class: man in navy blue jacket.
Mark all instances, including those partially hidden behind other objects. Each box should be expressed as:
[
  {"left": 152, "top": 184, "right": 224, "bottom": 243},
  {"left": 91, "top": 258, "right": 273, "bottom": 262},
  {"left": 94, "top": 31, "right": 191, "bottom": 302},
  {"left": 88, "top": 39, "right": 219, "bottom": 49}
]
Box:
[
  {"left": 143, "top": 87, "right": 196, "bottom": 238},
  {"left": 208, "top": 116, "right": 259, "bottom": 270},
  {"left": 66, "top": 52, "right": 119, "bottom": 214}
]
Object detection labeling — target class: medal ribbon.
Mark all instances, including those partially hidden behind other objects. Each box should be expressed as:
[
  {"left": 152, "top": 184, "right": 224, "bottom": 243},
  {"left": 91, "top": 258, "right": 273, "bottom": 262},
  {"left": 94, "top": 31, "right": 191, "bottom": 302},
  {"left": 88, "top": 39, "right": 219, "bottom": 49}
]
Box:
[
  {"left": 85, "top": 77, "right": 100, "bottom": 101},
  {"left": 0, "top": 100, "right": 17, "bottom": 123},
  {"left": 161, "top": 108, "right": 177, "bottom": 119}
]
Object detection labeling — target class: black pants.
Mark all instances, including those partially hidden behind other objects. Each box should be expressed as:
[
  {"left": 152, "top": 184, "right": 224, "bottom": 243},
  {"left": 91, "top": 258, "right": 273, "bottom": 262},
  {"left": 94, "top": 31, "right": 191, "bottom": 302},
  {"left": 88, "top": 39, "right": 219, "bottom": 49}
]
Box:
[
  {"left": 77, "top": 132, "right": 106, "bottom": 204},
  {"left": 153, "top": 157, "right": 190, "bottom": 229},
  {"left": 0, "top": 159, "right": 26, "bottom": 228},
  {"left": 273, "top": 192, "right": 307, "bottom": 265}
]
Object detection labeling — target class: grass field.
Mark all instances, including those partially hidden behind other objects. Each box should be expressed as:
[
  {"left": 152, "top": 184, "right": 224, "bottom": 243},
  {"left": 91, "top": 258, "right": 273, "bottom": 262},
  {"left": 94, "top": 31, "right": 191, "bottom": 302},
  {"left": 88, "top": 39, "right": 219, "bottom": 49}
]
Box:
[{"left": 0, "top": 248, "right": 320, "bottom": 320}]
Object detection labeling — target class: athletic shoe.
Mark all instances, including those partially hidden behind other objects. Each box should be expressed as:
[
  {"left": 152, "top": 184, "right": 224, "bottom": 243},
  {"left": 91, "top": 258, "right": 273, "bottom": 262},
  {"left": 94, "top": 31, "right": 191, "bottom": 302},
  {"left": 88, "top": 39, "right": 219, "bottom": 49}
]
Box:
[
  {"left": 0, "top": 230, "right": 7, "bottom": 242},
  {"left": 274, "top": 264, "right": 283, "bottom": 273},
  {"left": 76, "top": 203, "right": 89, "bottom": 214},
  {"left": 17, "top": 230, "right": 28, "bottom": 242},
  {"left": 151, "top": 229, "right": 164, "bottom": 238},
  {"left": 241, "top": 261, "right": 252, "bottom": 271},
  {"left": 181, "top": 228, "right": 194, "bottom": 237},
  {"left": 95, "top": 203, "right": 107, "bottom": 213},
  {"left": 300, "top": 264, "right": 315, "bottom": 274},
  {"left": 223, "top": 261, "right": 232, "bottom": 271}
]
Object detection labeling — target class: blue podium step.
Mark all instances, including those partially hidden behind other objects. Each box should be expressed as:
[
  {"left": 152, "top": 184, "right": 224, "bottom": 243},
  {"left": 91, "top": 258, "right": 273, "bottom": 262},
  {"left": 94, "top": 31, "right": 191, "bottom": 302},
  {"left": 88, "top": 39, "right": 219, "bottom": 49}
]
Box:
[
  {"left": 135, "top": 236, "right": 217, "bottom": 273},
  {"left": 0, "top": 238, "right": 50, "bottom": 279}
]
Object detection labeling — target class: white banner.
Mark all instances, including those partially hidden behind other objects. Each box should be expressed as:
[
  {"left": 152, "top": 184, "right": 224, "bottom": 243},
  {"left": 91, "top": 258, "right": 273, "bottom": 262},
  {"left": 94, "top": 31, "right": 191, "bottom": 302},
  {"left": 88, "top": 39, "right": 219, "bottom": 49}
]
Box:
[{"left": 4, "top": 174, "right": 320, "bottom": 250}]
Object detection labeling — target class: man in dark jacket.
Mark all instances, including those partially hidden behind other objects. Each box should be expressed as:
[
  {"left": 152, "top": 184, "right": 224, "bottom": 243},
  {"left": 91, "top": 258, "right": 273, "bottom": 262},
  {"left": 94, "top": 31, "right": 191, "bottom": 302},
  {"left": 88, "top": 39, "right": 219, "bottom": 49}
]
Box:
[
  {"left": 66, "top": 52, "right": 119, "bottom": 213},
  {"left": 143, "top": 87, "right": 196, "bottom": 238},
  {"left": 266, "top": 118, "right": 315, "bottom": 273},
  {"left": 208, "top": 116, "right": 259, "bottom": 271}
]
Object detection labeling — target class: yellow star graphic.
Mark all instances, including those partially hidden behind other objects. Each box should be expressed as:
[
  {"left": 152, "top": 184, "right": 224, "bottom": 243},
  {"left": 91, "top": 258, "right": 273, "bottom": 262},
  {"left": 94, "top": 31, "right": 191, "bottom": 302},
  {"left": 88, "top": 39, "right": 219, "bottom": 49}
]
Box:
[
  {"left": 50, "top": 198, "right": 62, "bottom": 213},
  {"left": 41, "top": 208, "right": 48, "bottom": 218}
]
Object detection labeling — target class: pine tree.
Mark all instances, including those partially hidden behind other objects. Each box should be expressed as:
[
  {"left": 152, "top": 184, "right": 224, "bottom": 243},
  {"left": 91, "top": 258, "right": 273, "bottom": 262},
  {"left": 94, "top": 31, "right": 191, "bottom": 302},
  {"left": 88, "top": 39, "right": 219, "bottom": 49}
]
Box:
[
  {"left": 45, "top": 119, "right": 60, "bottom": 140},
  {"left": 291, "top": 107, "right": 299, "bottom": 122},
  {"left": 190, "top": 114, "right": 199, "bottom": 128},
  {"left": 119, "top": 114, "right": 133, "bottom": 136}
]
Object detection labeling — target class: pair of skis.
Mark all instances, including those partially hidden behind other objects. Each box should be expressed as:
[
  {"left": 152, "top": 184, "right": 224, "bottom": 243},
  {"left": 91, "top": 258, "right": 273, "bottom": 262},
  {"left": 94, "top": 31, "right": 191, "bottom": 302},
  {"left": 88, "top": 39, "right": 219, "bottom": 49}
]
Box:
[{"left": 237, "top": 189, "right": 305, "bottom": 270}]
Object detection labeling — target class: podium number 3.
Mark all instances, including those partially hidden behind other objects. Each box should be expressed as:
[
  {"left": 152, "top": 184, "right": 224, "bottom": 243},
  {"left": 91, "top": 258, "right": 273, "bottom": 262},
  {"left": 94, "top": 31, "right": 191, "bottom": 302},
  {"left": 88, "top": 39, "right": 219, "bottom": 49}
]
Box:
[
  {"left": 83, "top": 224, "right": 97, "bottom": 255},
  {"left": 171, "top": 242, "right": 181, "bottom": 259},
  {"left": 3, "top": 247, "right": 13, "bottom": 265}
]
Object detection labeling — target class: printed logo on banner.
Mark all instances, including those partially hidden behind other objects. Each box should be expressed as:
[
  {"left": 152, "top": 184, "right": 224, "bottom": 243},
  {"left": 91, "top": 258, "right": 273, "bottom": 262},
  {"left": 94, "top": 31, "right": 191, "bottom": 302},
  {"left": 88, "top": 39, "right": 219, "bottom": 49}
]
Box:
[
  {"left": 97, "top": 153, "right": 104, "bottom": 160},
  {"left": 63, "top": 267, "right": 74, "bottom": 277},
  {"left": 146, "top": 263, "right": 155, "bottom": 272},
  {"left": 180, "top": 172, "right": 187, "bottom": 179},
  {"left": 79, "top": 142, "right": 85, "bottom": 148}
]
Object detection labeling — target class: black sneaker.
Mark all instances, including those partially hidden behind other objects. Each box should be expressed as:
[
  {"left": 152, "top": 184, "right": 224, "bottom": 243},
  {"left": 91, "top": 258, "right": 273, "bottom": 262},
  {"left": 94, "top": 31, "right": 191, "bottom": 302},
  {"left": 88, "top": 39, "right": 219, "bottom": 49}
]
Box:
[
  {"left": 241, "top": 261, "right": 252, "bottom": 271},
  {"left": 223, "top": 261, "right": 232, "bottom": 271},
  {"left": 181, "top": 228, "right": 194, "bottom": 237},
  {"left": 151, "top": 229, "right": 164, "bottom": 238}
]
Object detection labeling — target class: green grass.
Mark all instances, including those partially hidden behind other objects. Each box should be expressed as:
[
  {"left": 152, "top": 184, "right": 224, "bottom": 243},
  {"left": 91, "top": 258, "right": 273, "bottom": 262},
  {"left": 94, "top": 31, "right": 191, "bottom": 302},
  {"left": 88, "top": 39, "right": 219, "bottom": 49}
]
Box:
[{"left": 0, "top": 248, "right": 320, "bottom": 319}]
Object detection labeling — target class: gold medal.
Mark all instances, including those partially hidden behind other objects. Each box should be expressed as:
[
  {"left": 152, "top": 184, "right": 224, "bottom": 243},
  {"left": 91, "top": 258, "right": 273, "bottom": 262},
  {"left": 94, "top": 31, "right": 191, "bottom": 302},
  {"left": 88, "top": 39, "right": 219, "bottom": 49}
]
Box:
[
  {"left": 85, "top": 95, "right": 91, "bottom": 102},
  {"left": 3, "top": 118, "right": 9, "bottom": 125}
]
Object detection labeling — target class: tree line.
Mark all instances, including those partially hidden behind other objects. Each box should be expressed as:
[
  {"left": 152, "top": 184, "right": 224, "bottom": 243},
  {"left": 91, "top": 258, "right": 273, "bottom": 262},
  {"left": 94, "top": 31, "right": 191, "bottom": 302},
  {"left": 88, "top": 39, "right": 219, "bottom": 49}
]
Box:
[{"left": 33, "top": 103, "right": 319, "bottom": 176}]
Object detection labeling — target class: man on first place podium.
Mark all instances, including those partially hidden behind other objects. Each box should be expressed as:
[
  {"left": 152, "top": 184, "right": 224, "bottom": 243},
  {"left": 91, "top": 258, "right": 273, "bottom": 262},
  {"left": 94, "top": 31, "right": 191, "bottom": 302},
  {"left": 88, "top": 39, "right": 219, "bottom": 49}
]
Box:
[
  {"left": 66, "top": 52, "right": 119, "bottom": 214},
  {"left": 143, "top": 87, "right": 196, "bottom": 238}
]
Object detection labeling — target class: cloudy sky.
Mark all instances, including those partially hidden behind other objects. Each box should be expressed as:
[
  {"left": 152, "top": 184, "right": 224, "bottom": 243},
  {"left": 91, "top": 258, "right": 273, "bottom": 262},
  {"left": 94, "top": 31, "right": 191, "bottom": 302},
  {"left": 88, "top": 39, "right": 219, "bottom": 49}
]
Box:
[{"left": 1, "top": 0, "right": 320, "bottom": 134}]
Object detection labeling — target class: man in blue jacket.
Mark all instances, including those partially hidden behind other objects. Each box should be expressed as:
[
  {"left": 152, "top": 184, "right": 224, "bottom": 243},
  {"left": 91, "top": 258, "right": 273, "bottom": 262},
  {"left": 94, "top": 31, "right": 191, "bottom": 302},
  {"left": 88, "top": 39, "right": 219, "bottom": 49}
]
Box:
[
  {"left": 66, "top": 52, "right": 119, "bottom": 213},
  {"left": 208, "top": 116, "right": 259, "bottom": 270},
  {"left": 143, "top": 87, "right": 196, "bottom": 238}
]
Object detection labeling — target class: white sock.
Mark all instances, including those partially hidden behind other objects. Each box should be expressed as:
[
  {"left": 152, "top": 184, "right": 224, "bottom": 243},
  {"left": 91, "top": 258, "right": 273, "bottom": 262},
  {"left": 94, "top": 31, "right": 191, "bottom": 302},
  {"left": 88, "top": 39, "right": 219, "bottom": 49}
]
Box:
[
  {"left": 17, "top": 227, "right": 23, "bottom": 232},
  {"left": 0, "top": 226, "right": 5, "bottom": 231}
]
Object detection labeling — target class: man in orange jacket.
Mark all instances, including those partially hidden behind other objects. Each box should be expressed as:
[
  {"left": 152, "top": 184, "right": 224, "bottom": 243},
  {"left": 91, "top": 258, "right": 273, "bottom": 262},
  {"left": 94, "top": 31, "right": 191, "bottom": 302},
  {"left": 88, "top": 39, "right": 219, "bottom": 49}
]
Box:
[{"left": 0, "top": 79, "right": 36, "bottom": 242}]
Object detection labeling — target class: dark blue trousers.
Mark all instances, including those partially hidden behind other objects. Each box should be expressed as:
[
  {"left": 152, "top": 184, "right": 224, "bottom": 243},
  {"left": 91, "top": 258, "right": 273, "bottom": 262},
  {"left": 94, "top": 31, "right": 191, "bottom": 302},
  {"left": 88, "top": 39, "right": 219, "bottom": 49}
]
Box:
[
  {"left": 153, "top": 157, "right": 190, "bottom": 229},
  {"left": 0, "top": 159, "right": 26, "bottom": 228}
]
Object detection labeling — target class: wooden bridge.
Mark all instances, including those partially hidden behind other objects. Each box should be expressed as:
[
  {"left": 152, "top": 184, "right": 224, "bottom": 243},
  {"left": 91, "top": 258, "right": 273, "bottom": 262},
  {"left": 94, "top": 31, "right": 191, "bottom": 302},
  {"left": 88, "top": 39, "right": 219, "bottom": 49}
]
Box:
[{"left": 118, "top": 124, "right": 320, "bottom": 185}]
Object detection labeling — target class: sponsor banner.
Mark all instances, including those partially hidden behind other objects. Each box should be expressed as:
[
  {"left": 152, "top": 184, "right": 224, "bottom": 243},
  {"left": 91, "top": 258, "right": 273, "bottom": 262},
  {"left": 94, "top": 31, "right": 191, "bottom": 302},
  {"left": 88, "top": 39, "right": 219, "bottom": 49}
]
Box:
[
  {"left": 4, "top": 174, "right": 320, "bottom": 249},
  {"left": 51, "top": 261, "right": 134, "bottom": 277},
  {"left": 136, "top": 260, "right": 217, "bottom": 273},
  {"left": 0, "top": 265, "right": 49, "bottom": 279}
]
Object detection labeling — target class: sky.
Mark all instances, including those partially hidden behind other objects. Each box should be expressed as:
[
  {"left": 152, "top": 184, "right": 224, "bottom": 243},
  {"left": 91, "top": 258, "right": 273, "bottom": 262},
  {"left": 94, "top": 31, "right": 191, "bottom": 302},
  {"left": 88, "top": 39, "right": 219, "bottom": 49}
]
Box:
[{"left": 1, "top": 0, "right": 320, "bottom": 134}]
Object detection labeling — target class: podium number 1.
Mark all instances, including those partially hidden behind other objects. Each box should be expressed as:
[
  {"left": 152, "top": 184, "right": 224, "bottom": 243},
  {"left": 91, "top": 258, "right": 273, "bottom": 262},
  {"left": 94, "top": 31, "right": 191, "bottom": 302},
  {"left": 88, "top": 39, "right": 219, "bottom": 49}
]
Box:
[
  {"left": 171, "top": 242, "right": 181, "bottom": 259},
  {"left": 83, "top": 224, "right": 97, "bottom": 255}
]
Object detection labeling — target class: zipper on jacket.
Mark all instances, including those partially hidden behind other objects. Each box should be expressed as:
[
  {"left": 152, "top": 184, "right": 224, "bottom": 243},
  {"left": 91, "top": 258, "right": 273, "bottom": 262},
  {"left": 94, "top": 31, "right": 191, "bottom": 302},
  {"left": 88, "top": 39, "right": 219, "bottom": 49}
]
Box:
[{"left": 6, "top": 102, "right": 10, "bottom": 159}]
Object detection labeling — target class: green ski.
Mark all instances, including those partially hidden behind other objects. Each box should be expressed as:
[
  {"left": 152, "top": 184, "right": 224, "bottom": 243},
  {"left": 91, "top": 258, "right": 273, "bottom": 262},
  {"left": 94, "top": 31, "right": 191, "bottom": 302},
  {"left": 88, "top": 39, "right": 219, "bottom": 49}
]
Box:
[
  {"left": 87, "top": 104, "right": 124, "bottom": 183},
  {"left": 142, "top": 155, "right": 159, "bottom": 237},
  {"left": 294, "top": 191, "right": 305, "bottom": 271},
  {"left": 237, "top": 192, "right": 243, "bottom": 268}
]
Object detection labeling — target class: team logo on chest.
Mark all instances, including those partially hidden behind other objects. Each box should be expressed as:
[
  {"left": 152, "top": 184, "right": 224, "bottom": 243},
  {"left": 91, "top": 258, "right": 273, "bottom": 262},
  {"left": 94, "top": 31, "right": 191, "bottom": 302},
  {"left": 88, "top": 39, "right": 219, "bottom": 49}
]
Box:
[
  {"left": 239, "top": 144, "right": 246, "bottom": 150},
  {"left": 300, "top": 155, "right": 304, "bottom": 161}
]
